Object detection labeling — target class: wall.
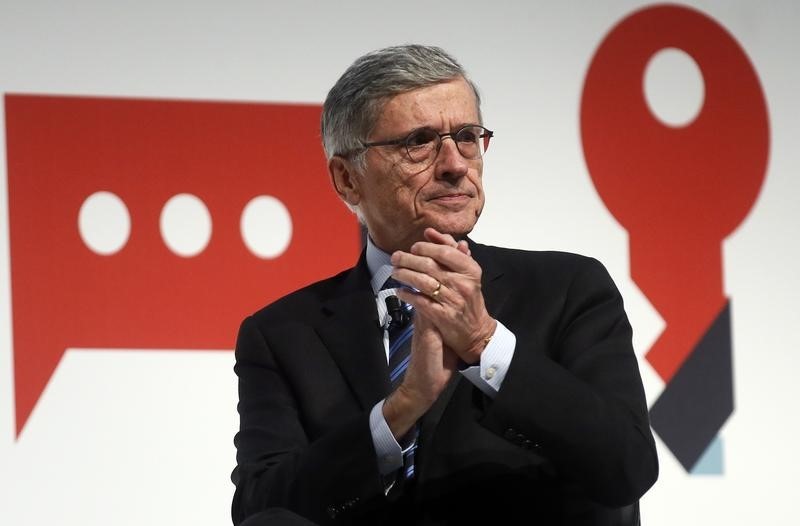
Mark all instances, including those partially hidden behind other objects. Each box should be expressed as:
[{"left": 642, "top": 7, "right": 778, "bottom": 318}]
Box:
[{"left": 1, "top": 1, "right": 798, "bottom": 524}]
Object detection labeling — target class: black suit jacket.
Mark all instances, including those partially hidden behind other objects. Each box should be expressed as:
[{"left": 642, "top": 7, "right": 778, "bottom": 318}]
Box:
[{"left": 231, "top": 241, "right": 658, "bottom": 525}]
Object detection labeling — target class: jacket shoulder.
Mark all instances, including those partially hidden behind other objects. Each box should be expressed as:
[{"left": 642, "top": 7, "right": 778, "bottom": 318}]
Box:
[
  {"left": 473, "top": 242, "right": 606, "bottom": 276},
  {"left": 245, "top": 265, "right": 356, "bottom": 327}
]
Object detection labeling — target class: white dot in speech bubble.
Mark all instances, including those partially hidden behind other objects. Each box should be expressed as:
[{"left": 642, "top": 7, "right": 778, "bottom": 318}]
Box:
[
  {"left": 240, "top": 195, "right": 293, "bottom": 259},
  {"left": 160, "top": 193, "right": 212, "bottom": 257},
  {"left": 78, "top": 191, "right": 131, "bottom": 255},
  {"left": 644, "top": 47, "right": 705, "bottom": 128}
]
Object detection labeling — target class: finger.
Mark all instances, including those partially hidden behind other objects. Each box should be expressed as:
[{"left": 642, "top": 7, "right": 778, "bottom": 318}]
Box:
[
  {"left": 391, "top": 249, "right": 448, "bottom": 276},
  {"left": 423, "top": 227, "right": 459, "bottom": 248},
  {"left": 392, "top": 268, "right": 445, "bottom": 299},
  {"left": 424, "top": 228, "right": 470, "bottom": 257},
  {"left": 397, "top": 286, "right": 446, "bottom": 318},
  {"left": 408, "top": 241, "right": 475, "bottom": 274}
]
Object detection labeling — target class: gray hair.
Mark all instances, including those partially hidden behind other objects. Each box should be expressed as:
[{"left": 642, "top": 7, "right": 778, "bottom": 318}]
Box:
[{"left": 321, "top": 44, "right": 482, "bottom": 162}]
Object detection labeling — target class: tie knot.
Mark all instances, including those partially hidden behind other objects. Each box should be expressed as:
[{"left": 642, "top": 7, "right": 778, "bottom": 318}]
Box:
[{"left": 381, "top": 277, "right": 403, "bottom": 291}]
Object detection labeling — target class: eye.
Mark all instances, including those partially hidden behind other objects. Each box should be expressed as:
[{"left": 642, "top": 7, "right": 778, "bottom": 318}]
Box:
[
  {"left": 405, "top": 128, "right": 438, "bottom": 148},
  {"left": 456, "top": 127, "right": 480, "bottom": 143}
]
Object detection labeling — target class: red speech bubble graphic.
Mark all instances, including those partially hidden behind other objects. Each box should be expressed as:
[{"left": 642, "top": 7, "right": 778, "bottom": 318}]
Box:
[{"left": 6, "top": 95, "right": 360, "bottom": 437}]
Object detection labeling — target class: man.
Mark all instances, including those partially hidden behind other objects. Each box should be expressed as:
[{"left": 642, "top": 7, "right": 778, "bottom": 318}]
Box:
[{"left": 232, "top": 44, "right": 658, "bottom": 525}]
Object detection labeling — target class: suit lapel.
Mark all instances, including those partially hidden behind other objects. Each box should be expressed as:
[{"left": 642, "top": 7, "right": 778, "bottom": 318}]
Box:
[
  {"left": 316, "top": 253, "right": 391, "bottom": 411},
  {"left": 416, "top": 373, "right": 461, "bottom": 478},
  {"left": 471, "top": 241, "right": 508, "bottom": 316}
]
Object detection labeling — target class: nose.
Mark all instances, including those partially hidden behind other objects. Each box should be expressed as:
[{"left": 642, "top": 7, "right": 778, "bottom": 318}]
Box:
[{"left": 434, "top": 136, "right": 469, "bottom": 180}]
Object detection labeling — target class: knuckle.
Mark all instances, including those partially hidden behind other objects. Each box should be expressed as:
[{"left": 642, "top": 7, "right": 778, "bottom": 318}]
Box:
[{"left": 423, "top": 257, "right": 438, "bottom": 273}]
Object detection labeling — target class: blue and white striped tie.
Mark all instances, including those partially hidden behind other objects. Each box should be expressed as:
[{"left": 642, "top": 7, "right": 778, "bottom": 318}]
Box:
[
  {"left": 387, "top": 304, "right": 414, "bottom": 389},
  {"left": 382, "top": 279, "right": 418, "bottom": 478}
]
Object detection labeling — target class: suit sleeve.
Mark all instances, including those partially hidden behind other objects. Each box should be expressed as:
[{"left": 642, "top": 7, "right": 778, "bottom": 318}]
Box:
[
  {"left": 231, "top": 316, "right": 387, "bottom": 525},
  {"left": 480, "top": 257, "right": 659, "bottom": 506}
]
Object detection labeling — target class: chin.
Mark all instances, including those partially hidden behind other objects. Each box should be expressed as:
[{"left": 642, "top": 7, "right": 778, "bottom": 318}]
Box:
[
  {"left": 421, "top": 208, "right": 480, "bottom": 237},
  {"left": 433, "top": 219, "right": 477, "bottom": 238}
]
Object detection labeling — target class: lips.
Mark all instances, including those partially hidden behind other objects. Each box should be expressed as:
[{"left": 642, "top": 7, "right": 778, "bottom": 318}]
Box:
[
  {"left": 426, "top": 192, "right": 474, "bottom": 210},
  {"left": 427, "top": 190, "right": 475, "bottom": 201},
  {"left": 432, "top": 193, "right": 469, "bottom": 200}
]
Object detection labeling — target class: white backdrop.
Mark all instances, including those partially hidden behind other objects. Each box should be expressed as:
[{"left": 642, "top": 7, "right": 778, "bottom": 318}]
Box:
[{"left": 1, "top": 1, "right": 798, "bottom": 524}]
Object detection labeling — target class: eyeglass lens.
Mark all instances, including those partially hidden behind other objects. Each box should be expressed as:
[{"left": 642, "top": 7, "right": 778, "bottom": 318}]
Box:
[{"left": 405, "top": 126, "right": 490, "bottom": 163}]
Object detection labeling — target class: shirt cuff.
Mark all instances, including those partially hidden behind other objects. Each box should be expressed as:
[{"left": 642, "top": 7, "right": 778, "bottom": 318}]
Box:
[
  {"left": 459, "top": 321, "right": 516, "bottom": 398},
  {"left": 369, "top": 399, "right": 404, "bottom": 475}
]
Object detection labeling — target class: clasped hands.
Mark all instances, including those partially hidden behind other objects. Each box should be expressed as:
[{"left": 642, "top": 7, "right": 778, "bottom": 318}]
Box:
[{"left": 383, "top": 227, "right": 497, "bottom": 437}]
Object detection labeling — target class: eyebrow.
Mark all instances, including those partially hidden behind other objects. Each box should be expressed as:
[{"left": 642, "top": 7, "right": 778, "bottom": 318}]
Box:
[{"left": 390, "top": 123, "right": 484, "bottom": 139}]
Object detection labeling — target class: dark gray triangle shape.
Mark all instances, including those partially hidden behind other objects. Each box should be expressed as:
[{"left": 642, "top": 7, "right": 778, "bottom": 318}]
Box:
[{"left": 649, "top": 300, "right": 734, "bottom": 471}]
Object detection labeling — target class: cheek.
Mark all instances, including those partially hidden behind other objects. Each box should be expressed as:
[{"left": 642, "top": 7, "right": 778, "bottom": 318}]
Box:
[
  {"left": 395, "top": 169, "right": 429, "bottom": 201},
  {"left": 395, "top": 187, "right": 420, "bottom": 216},
  {"left": 471, "top": 166, "right": 484, "bottom": 186}
]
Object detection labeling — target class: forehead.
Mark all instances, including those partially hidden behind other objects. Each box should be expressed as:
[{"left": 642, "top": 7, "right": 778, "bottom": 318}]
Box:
[{"left": 373, "top": 77, "right": 480, "bottom": 135}]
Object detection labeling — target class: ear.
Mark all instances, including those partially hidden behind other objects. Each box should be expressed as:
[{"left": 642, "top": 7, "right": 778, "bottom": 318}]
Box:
[{"left": 328, "top": 155, "right": 362, "bottom": 207}]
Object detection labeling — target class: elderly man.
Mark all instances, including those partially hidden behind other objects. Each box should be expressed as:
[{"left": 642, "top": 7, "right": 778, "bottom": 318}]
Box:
[{"left": 232, "top": 44, "right": 658, "bottom": 526}]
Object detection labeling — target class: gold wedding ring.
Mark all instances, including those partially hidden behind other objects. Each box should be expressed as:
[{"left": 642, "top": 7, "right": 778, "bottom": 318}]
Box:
[{"left": 430, "top": 280, "right": 442, "bottom": 299}]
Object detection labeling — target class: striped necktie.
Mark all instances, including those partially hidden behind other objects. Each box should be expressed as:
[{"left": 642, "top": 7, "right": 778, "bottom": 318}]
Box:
[
  {"left": 381, "top": 279, "right": 418, "bottom": 479},
  {"left": 386, "top": 295, "right": 414, "bottom": 389}
]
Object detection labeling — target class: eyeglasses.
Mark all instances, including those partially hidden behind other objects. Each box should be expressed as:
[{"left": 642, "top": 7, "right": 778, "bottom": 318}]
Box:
[{"left": 359, "top": 125, "right": 493, "bottom": 167}]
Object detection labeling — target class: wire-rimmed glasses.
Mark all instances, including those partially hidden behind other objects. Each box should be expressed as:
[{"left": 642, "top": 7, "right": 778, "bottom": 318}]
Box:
[{"left": 359, "top": 124, "right": 493, "bottom": 168}]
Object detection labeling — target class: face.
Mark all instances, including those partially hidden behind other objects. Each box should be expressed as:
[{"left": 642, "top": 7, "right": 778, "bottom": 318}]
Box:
[{"left": 329, "top": 77, "right": 486, "bottom": 253}]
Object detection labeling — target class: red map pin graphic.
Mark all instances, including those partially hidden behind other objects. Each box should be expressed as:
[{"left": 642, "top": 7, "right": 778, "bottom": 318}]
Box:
[
  {"left": 581, "top": 5, "right": 769, "bottom": 382},
  {"left": 6, "top": 95, "right": 360, "bottom": 437},
  {"left": 581, "top": 5, "right": 769, "bottom": 471}
]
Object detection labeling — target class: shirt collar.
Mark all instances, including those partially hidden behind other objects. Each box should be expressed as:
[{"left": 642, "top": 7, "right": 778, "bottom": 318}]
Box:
[{"left": 366, "top": 236, "right": 394, "bottom": 294}]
